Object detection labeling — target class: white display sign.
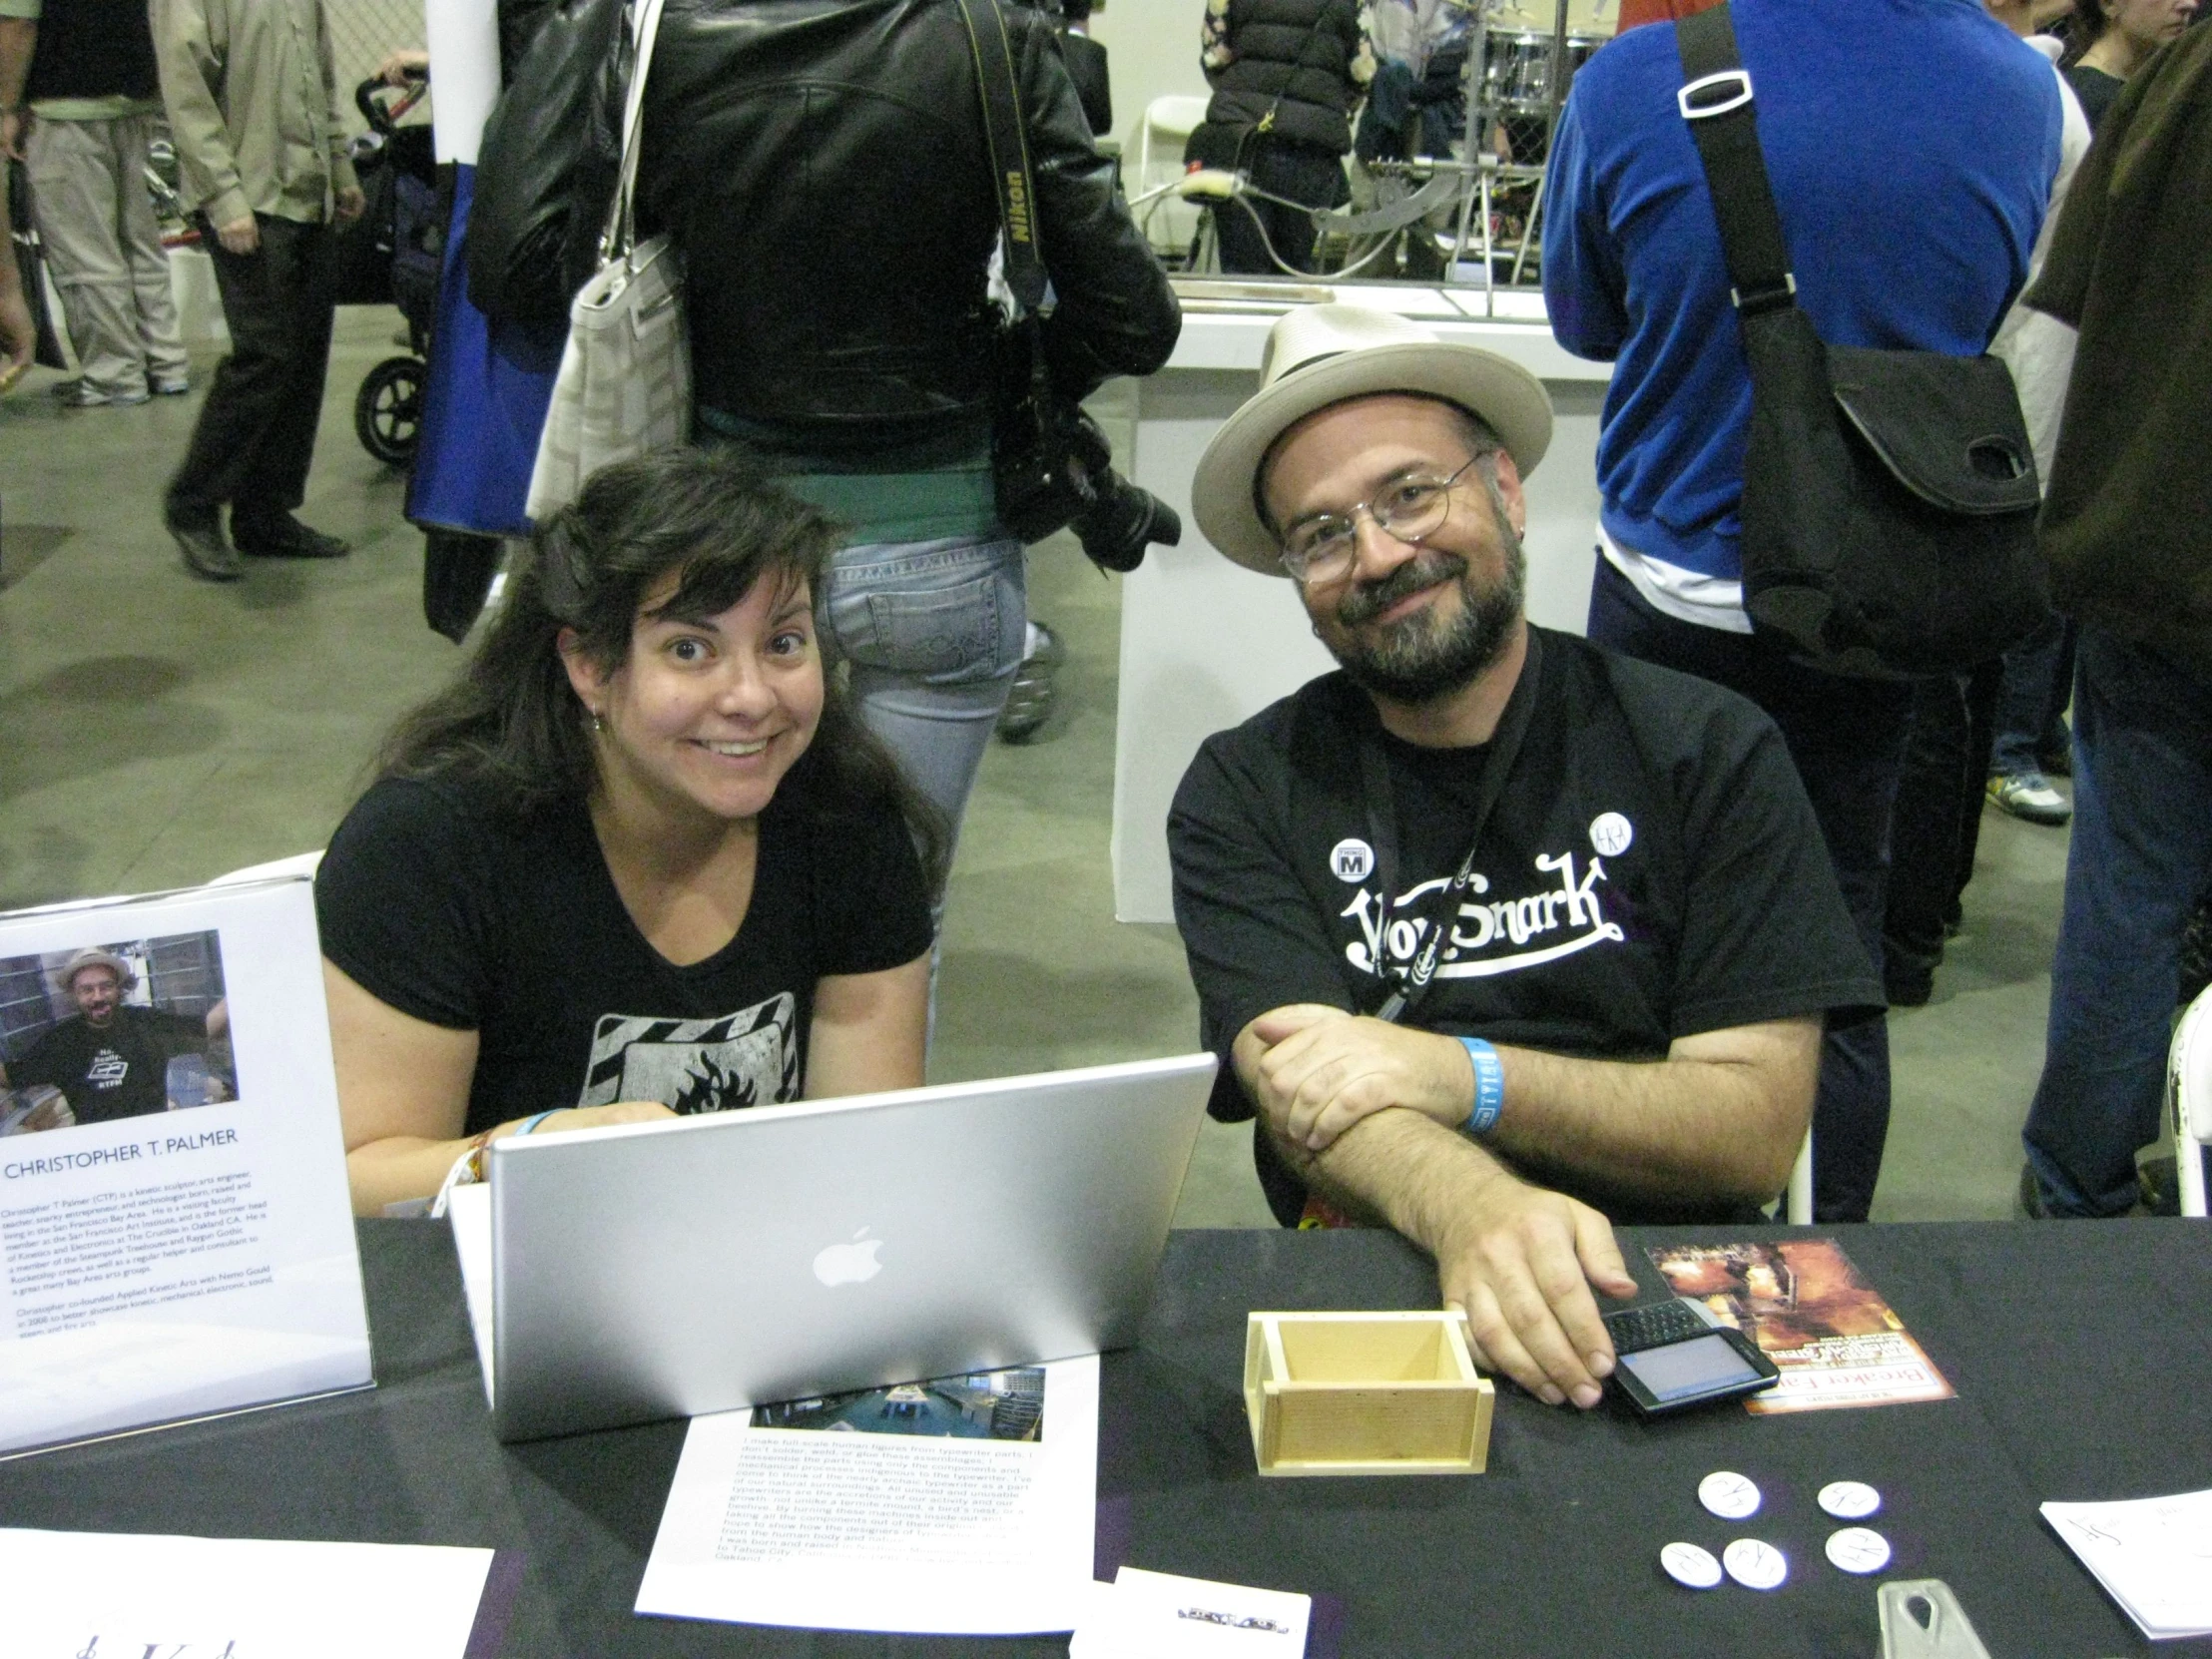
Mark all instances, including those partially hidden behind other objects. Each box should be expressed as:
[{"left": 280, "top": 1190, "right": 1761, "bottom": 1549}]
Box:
[{"left": 0, "top": 878, "right": 371, "bottom": 1456}]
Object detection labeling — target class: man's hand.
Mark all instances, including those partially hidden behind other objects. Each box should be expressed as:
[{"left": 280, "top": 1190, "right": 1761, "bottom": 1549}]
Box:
[
  {"left": 375, "top": 47, "right": 429, "bottom": 85},
  {"left": 216, "top": 214, "right": 260, "bottom": 256},
  {"left": 1434, "top": 1168, "right": 1637, "bottom": 1408},
  {"left": 334, "top": 185, "right": 365, "bottom": 224},
  {"left": 0, "top": 106, "right": 27, "bottom": 163},
  {"left": 20, "top": 1094, "right": 74, "bottom": 1133},
  {"left": 1247, "top": 1005, "right": 1473, "bottom": 1151}
]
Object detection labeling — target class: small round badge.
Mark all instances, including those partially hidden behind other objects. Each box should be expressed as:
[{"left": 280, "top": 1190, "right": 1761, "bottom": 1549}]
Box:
[
  {"left": 1329, "top": 838, "right": 1376, "bottom": 883},
  {"left": 1589, "top": 812, "right": 1635, "bottom": 856},
  {"left": 1698, "top": 1470, "right": 1762, "bottom": 1520},
  {"left": 1818, "top": 1480, "right": 1882, "bottom": 1520},
  {"left": 1825, "top": 1527, "right": 1893, "bottom": 1575},
  {"left": 1722, "top": 1538, "right": 1788, "bottom": 1591},
  {"left": 1660, "top": 1542, "right": 1723, "bottom": 1590}
]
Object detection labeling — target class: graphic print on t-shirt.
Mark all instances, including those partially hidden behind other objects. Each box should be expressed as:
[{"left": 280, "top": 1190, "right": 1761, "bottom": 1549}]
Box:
[
  {"left": 84, "top": 1047, "right": 129, "bottom": 1091},
  {"left": 578, "top": 993, "right": 800, "bottom": 1114},
  {"left": 1339, "top": 826, "right": 1630, "bottom": 983}
]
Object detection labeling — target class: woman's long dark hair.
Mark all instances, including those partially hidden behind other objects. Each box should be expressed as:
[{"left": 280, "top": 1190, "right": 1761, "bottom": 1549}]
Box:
[
  {"left": 2061, "top": 0, "right": 2111, "bottom": 66},
  {"left": 376, "top": 447, "right": 950, "bottom": 887}
]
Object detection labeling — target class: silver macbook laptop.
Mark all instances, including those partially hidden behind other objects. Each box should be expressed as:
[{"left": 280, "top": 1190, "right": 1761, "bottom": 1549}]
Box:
[{"left": 460, "top": 1052, "right": 1215, "bottom": 1441}]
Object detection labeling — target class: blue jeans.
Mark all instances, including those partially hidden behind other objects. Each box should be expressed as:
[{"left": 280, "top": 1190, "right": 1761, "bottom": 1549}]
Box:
[
  {"left": 816, "top": 532, "right": 1028, "bottom": 850},
  {"left": 2022, "top": 628, "right": 2212, "bottom": 1215},
  {"left": 1588, "top": 557, "right": 1909, "bottom": 1221},
  {"left": 1988, "top": 615, "right": 2075, "bottom": 778}
]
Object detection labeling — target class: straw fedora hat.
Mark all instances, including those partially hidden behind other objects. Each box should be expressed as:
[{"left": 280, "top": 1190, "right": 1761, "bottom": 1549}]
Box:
[
  {"left": 1190, "top": 303, "right": 1553, "bottom": 576},
  {"left": 49, "top": 946, "right": 137, "bottom": 997}
]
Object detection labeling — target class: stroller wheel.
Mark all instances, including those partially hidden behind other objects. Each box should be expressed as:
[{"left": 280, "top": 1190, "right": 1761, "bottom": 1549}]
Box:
[{"left": 355, "top": 354, "right": 424, "bottom": 467}]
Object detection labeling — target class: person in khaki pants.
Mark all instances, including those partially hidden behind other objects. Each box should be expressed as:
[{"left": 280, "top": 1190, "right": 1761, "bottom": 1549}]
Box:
[
  {"left": 0, "top": 0, "right": 192, "bottom": 407},
  {"left": 151, "top": 0, "right": 361, "bottom": 581}
]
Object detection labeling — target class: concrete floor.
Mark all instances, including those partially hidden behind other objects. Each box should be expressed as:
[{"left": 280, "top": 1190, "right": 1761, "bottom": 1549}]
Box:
[{"left": 0, "top": 307, "right": 2073, "bottom": 1229}]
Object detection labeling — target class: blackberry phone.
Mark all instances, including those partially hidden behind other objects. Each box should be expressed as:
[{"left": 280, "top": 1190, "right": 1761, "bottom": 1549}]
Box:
[{"left": 1603, "top": 1299, "right": 1780, "bottom": 1416}]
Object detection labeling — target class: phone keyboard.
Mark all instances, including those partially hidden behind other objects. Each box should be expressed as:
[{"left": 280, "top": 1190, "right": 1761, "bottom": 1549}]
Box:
[{"left": 1603, "top": 1299, "right": 1715, "bottom": 1354}]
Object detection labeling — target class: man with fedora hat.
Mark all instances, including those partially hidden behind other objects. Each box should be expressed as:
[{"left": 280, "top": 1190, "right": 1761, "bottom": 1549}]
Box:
[
  {"left": 9, "top": 947, "right": 230, "bottom": 1126},
  {"left": 1168, "top": 304, "right": 1878, "bottom": 1409}
]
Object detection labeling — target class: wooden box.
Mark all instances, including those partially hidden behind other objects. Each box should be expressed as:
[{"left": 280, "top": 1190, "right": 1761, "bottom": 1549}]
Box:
[{"left": 1243, "top": 1311, "right": 1494, "bottom": 1477}]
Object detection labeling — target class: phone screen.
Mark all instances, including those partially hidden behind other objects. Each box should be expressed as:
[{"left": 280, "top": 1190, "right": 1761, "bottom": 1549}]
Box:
[{"left": 1617, "top": 1333, "right": 1766, "bottom": 1403}]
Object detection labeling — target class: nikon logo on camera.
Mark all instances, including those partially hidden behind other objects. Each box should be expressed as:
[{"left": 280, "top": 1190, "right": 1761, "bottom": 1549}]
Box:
[{"left": 1005, "top": 173, "right": 1033, "bottom": 245}]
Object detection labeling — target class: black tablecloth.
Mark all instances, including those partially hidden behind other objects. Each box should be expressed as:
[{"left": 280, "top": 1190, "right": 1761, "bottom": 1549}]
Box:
[{"left": 4, "top": 1220, "right": 2210, "bottom": 1657}]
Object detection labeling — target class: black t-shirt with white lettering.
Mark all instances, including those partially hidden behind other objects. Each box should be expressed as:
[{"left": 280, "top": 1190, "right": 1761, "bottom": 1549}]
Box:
[
  {"left": 314, "top": 768, "right": 934, "bottom": 1138},
  {"left": 1168, "top": 627, "right": 1882, "bottom": 1225},
  {"left": 14, "top": 1006, "right": 208, "bottom": 1125}
]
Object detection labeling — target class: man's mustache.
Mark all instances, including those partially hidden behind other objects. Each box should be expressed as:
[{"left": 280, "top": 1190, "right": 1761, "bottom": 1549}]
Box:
[{"left": 1335, "top": 549, "right": 1468, "bottom": 626}]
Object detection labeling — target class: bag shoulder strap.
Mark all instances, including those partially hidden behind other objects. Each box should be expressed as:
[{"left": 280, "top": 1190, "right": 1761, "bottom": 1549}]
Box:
[
  {"left": 956, "top": 0, "right": 1048, "bottom": 314},
  {"left": 601, "top": 0, "right": 670, "bottom": 264},
  {"left": 1674, "top": 3, "right": 1796, "bottom": 316}
]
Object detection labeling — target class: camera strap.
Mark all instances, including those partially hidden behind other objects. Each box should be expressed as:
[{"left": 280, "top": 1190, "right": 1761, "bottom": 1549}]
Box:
[
  {"left": 956, "top": 0, "right": 1048, "bottom": 318},
  {"left": 1357, "top": 628, "right": 1542, "bottom": 1026}
]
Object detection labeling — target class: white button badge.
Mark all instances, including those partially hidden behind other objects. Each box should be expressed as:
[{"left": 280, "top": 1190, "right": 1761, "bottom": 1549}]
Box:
[
  {"left": 1660, "top": 1542, "right": 1724, "bottom": 1590},
  {"left": 1817, "top": 1479, "right": 1883, "bottom": 1520},
  {"left": 1698, "top": 1470, "right": 1762, "bottom": 1520},
  {"left": 1722, "top": 1538, "right": 1789, "bottom": 1591},
  {"left": 1825, "top": 1527, "right": 1893, "bottom": 1575}
]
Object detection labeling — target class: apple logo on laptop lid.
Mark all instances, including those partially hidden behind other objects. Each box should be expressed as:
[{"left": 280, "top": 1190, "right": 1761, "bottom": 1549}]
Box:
[{"left": 813, "top": 1228, "right": 884, "bottom": 1288}]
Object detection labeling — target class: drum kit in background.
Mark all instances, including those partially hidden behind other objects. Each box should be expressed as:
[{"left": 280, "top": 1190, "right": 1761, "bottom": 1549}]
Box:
[{"left": 1323, "top": 0, "right": 1612, "bottom": 292}]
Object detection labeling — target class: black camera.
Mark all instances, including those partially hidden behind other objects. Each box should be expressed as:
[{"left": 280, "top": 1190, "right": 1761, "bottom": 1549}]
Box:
[{"left": 994, "top": 363, "right": 1181, "bottom": 574}]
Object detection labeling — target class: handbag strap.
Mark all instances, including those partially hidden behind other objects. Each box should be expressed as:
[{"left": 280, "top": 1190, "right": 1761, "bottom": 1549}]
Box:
[
  {"left": 600, "top": 0, "right": 671, "bottom": 265},
  {"left": 1673, "top": 4, "right": 1797, "bottom": 316},
  {"left": 956, "top": 0, "right": 1048, "bottom": 316}
]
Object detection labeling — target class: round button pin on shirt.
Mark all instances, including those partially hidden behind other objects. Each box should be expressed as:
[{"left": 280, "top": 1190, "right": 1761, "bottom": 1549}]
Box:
[
  {"left": 1660, "top": 1542, "right": 1724, "bottom": 1590},
  {"left": 1722, "top": 1538, "right": 1789, "bottom": 1591},
  {"left": 1818, "top": 1480, "right": 1883, "bottom": 1520},
  {"left": 1698, "top": 1470, "right": 1762, "bottom": 1520},
  {"left": 1826, "top": 1527, "right": 1893, "bottom": 1575}
]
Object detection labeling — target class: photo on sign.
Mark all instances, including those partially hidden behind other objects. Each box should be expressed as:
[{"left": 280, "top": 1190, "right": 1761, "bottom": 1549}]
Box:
[
  {"left": 0, "top": 930, "right": 236, "bottom": 1140},
  {"left": 751, "top": 1368, "right": 1046, "bottom": 1442}
]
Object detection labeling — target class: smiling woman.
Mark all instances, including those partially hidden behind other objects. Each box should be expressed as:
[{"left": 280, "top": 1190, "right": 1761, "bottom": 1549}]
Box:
[{"left": 313, "top": 449, "right": 946, "bottom": 1215}]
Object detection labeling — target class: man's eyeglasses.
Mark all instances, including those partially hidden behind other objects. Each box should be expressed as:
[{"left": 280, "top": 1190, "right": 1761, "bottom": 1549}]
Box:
[{"left": 1277, "top": 453, "right": 1491, "bottom": 586}]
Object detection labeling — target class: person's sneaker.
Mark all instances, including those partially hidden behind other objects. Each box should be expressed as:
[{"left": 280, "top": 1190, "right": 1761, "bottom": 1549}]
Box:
[
  {"left": 166, "top": 511, "right": 244, "bottom": 582},
  {"left": 996, "top": 621, "right": 1063, "bottom": 744},
  {"left": 52, "top": 378, "right": 150, "bottom": 407},
  {"left": 231, "top": 511, "right": 350, "bottom": 560},
  {"left": 1986, "top": 771, "right": 2071, "bottom": 826},
  {"left": 150, "top": 373, "right": 192, "bottom": 396}
]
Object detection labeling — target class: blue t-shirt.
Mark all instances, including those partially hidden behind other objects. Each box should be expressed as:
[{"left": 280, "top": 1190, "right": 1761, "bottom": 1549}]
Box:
[{"left": 1542, "top": 0, "right": 2060, "bottom": 583}]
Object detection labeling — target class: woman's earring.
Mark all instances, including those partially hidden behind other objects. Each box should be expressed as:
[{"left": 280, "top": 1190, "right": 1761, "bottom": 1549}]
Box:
[{"left": 588, "top": 709, "right": 605, "bottom": 734}]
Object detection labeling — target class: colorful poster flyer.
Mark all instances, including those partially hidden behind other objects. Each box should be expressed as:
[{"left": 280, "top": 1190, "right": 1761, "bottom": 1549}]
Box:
[
  {"left": 1644, "top": 1239, "right": 1953, "bottom": 1414},
  {"left": 0, "top": 878, "right": 371, "bottom": 1455}
]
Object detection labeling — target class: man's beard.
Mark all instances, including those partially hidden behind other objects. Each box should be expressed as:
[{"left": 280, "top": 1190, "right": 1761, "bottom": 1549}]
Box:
[{"left": 1327, "top": 521, "right": 1526, "bottom": 707}]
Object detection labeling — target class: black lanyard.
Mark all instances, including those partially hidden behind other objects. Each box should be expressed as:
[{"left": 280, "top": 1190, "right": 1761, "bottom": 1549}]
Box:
[{"left": 1356, "top": 630, "right": 1543, "bottom": 1026}]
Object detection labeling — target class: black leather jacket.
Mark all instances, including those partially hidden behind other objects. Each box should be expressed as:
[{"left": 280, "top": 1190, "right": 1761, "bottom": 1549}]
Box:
[{"left": 478, "top": 0, "right": 1178, "bottom": 460}]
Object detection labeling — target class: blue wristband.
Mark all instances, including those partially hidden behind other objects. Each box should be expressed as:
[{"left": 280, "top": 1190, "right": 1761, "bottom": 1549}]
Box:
[
  {"left": 1459, "top": 1038, "right": 1504, "bottom": 1135},
  {"left": 514, "top": 1110, "right": 559, "bottom": 1137}
]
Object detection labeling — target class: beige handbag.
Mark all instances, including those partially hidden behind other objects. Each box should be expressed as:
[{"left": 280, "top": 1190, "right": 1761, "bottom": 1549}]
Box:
[{"left": 525, "top": 0, "right": 690, "bottom": 523}]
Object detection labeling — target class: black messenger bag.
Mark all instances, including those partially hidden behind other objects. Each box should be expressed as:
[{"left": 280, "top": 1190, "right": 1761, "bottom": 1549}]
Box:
[{"left": 1676, "top": 4, "right": 2049, "bottom": 680}]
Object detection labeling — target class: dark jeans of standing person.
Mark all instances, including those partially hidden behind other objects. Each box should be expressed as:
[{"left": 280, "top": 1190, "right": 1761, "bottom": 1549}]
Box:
[
  {"left": 2023, "top": 629, "right": 2212, "bottom": 1216},
  {"left": 166, "top": 216, "right": 335, "bottom": 533},
  {"left": 1588, "top": 556, "right": 1911, "bottom": 1222},
  {"left": 1214, "top": 137, "right": 1349, "bottom": 276},
  {"left": 1988, "top": 614, "right": 2077, "bottom": 778},
  {"left": 1883, "top": 660, "right": 2003, "bottom": 1005}
]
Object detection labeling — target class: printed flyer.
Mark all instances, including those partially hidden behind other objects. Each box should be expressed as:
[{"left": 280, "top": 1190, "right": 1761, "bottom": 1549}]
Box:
[
  {"left": 0, "top": 878, "right": 370, "bottom": 1455},
  {"left": 1644, "top": 1238, "right": 1953, "bottom": 1414}
]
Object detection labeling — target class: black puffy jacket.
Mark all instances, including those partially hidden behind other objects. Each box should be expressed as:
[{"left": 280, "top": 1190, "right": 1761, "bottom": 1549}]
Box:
[
  {"left": 475, "top": 0, "right": 1178, "bottom": 458},
  {"left": 1202, "top": 0, "right": 1366, "bottom": 157}
]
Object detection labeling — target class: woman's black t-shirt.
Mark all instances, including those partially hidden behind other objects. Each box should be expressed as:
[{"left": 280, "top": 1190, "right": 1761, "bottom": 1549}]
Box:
[{"left": 314, "top": 770, "right": 933, "bottom": 1137}]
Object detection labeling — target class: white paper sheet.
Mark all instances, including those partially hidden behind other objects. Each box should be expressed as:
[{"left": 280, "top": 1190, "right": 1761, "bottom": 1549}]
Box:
[
  {"left": 2042, "top": 1488, "right": 2212, "bottom": 1640},
  {"left": 637, "top": 1357, "right": 1100, "bottom": 1635},
  {"left": 0, "top": 880, "right": 372, "bottom": 1456},
  {"left": 0, "top": 1528, "right": 494, "bottom": 1657},
  {"left": 1069, "top": 1567, "right": 1312, "bottom": 1658}
]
